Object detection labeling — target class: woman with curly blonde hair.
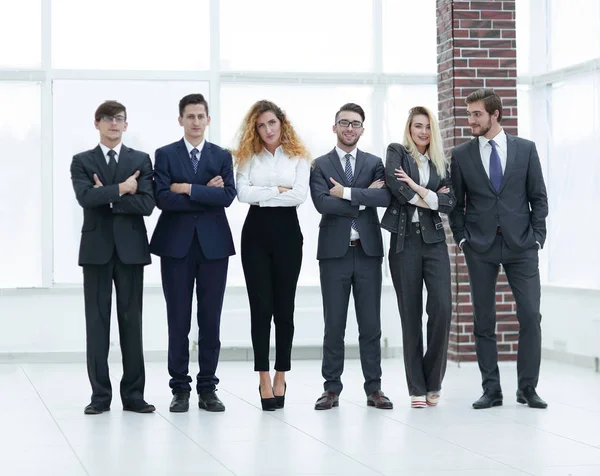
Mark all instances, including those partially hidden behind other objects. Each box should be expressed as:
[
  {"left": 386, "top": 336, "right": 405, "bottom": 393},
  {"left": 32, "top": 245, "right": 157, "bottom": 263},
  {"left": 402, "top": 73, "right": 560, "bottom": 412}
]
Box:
[{"left": 233, "top": 100, "right": 310, "bottom": 411}]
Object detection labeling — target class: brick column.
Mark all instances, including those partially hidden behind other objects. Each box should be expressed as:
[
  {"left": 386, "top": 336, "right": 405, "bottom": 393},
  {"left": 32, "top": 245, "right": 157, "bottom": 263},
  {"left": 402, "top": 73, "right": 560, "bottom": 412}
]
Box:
[{"left": 436, "top": 0, "right": 519, "bottom": 363}]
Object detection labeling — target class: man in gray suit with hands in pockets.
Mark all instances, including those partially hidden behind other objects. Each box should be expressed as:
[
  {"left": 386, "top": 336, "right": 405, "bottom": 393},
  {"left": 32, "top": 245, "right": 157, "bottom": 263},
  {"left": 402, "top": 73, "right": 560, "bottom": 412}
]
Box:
[
  {"left": 449, "top": 88, "right": 549, "bottom": 410},
  {"left": 310, "top": 103, "right": 392, "bottom": 411}
]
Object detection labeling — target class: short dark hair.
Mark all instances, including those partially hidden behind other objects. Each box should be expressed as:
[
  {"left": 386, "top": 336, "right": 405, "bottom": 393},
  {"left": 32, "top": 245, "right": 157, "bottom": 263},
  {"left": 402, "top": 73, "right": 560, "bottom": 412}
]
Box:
[
  {"left": 94, "top": 100, "right": 126, "bottom": 122},
  {"left": 465, "top": 88, "right": 503, "bottom": 121},
  {"left": 179, "top": 93, "right": 209, "bottom": 117},
  {"left": 335, "top": 103, "right": 365, "bottom": 123}
]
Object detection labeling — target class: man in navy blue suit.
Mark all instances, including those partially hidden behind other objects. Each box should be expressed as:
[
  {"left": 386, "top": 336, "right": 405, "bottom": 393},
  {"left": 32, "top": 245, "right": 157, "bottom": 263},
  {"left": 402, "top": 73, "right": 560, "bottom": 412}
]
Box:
[{"left": 150, "top": 93, "right": 236, "bottom": 413}]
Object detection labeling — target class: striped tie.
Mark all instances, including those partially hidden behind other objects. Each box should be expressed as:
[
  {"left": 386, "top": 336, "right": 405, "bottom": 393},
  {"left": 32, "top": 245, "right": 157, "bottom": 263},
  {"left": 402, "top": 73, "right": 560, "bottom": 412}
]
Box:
[{"left": 344, "top": 154, "right": 358, "bottom": 231}]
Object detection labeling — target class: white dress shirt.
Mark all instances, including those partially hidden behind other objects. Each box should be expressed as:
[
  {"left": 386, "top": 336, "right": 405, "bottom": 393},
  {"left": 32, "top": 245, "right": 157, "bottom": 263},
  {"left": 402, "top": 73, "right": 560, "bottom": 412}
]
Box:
[
  {"left": 335, "top": 146, "right": 364, "bottom": 240},
  {"left": 99, "top": 142, "right": 122, "bottom": 164},
  {"left": 407, "top": 152, "right": 439, "bottom": 222},
  {"left": 478, "top": 129, "right": 507, "bottom": 177},
  {"left": 236, "top": 146, "right": 310, "bottom": 207}
]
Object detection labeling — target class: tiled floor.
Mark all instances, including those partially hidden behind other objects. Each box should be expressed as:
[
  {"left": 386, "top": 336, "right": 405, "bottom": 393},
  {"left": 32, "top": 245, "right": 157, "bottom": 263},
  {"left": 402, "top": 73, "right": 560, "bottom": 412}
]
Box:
[{"left": 1, "top": 358, "right": 599, "bottom": 476}]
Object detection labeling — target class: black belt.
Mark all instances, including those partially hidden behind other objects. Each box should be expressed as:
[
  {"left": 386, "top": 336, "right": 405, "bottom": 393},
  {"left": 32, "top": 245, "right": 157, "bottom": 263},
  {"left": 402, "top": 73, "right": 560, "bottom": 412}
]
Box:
[{"left": 349, "top": 239, "right": 361, "bottom": 247}]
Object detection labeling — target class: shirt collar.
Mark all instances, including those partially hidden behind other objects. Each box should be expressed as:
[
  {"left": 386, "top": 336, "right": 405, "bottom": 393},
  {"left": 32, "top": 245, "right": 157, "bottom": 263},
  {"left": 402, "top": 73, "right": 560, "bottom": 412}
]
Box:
[
  {"left": 184, "top": 137, "right": 205, "bottom": 155},
  {"left": 478, "top": 128, "right": 506, "bottom": 149},
  {"left": 261, "top": 145, "right": 283, "bottom": 158},
  {"left": 417, "top": 151, "right": 429, "bottom": 164},
  {"left": 98, "top": 142, "right": 123, "bottom": 160},
  {"left": 336, "top": 146, "right": 358, "bottom": 161}
]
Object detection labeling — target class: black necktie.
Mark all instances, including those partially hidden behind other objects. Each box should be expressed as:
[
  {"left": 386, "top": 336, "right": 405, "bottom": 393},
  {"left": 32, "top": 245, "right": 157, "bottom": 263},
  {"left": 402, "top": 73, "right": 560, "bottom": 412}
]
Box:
[{"left": 107, "top": 150, "right": 117, "bottom": 181}]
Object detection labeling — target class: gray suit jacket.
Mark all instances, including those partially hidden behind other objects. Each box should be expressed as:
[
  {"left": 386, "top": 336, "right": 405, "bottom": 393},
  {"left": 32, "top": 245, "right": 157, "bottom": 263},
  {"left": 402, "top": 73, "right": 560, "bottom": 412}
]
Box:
[
  {"left": 310, "top": 148, "right": 391, "bottom": 260},
  {"left": 449, "top": 134, "right": 548, "bottom": 253}
]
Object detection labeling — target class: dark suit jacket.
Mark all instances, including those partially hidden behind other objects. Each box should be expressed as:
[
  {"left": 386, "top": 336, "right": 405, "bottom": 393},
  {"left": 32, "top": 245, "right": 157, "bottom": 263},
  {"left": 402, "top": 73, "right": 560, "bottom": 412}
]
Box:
[
  {"left": 449, "top": 134, "right": 548, "bottom": 253},
  {"left": 150, "top": 139, "right": 236, "bottom": 260},
  {"left": 381, "top": 143, "right": 456, "bottom": 253},
  {"left": 70, "top": 145, "right": 155, "bottom": 266},
  {"left": 310, "top": 148, "right": 391, "bottom": 260}
]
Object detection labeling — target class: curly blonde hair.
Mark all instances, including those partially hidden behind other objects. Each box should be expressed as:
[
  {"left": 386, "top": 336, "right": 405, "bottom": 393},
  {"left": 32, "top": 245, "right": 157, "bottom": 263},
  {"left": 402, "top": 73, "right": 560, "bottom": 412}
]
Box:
[{"left": 233, "top": 100, "right": 310, "bottom": 168}]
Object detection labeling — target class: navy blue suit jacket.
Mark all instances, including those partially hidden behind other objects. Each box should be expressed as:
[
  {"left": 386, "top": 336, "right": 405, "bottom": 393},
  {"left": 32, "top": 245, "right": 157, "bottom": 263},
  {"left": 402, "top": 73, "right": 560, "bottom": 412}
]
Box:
[{"left": 150, "top": 139, "right": 236, "bottom": 260}]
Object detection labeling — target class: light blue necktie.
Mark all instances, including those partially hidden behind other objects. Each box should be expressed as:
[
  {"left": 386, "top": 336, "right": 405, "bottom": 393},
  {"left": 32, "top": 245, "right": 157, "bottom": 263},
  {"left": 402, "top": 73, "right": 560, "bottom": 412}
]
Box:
[{"left": 190, "top": 148, "right": 199, "bottom": 173}]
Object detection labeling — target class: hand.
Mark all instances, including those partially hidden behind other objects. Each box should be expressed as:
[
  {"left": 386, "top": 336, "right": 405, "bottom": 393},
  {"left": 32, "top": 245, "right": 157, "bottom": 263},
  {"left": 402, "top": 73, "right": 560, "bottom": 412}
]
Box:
[
  {"left": 120, "top": 170, "right": 140, "bottom": 195},
  {"left": 170, "top": 183, "right": 191, "bottom": 195},
  {"left": 278, "top": 186, "right": 292, "bottom": 193},
  {"left": 394, "top": 167, "right": 418, "bottom": 191},
  {"left": 92, "top": 174, "right": 103, "bottom": 188},
  {"left": 437, "top": 186, "right": 450, "bottom": 194},
  {"left": 207, "top": 175, "right": 224, "bottom": 188},
  {"left": 368, "top": 179, "right": 385, "bottom": 189},
  {"left": 329, "top": 178, "right": 344, "bottom": 198}
]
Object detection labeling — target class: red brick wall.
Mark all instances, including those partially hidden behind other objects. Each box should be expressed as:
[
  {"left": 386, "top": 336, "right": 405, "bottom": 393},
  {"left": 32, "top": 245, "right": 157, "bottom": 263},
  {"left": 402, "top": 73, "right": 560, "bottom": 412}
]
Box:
[{"left": 437, "top": 0, "right": 519, "bottom": 362}]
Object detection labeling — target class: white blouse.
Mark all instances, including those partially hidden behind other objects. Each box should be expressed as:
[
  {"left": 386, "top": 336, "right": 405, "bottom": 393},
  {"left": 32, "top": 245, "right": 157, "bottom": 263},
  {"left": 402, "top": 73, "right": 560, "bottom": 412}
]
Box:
[{"left": 236, "top": 146, "right": 310, "bottom": 207}]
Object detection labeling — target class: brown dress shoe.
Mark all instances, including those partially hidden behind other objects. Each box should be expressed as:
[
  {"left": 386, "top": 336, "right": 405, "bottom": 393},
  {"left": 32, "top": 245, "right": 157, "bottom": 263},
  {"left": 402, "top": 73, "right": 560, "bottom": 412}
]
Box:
[
  {"left": 367, "top": 390, "right": 393, "bottom": 409},
  {"left": 314, "top": 391, "right": 339, "bottom": 410}
]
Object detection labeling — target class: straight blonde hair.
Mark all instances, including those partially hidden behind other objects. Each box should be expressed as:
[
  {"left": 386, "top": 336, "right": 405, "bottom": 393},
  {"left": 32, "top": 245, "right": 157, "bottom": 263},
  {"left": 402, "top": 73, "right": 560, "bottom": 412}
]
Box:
[{"left": 402, "top": 106, "right": 449, "bottom": 179}]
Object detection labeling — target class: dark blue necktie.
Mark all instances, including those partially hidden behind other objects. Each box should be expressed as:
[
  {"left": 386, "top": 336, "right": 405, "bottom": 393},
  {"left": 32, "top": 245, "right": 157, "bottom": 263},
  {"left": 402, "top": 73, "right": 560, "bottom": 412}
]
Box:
[
  {"left": 344, "top": 154, "right": 358, "bottom": 231},
  {"left": 107, "top": 150, "right": 117, "bottom": 181},
  {"left": 489, "top": 139, "right": 503, "bottom": 193},
  {"left": 190, "top": 148, "right": 199, "bottom": 173}
]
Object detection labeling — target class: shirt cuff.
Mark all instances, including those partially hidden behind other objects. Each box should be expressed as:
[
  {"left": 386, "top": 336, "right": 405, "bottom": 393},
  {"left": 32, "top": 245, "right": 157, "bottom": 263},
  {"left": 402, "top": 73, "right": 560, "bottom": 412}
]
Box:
[
  {"left": 536, "top": 241, "right": 541, "bottom": 249},
  {"left": 343, "top": 187, "right": 352, "bottom": 201},
  {"left": 408, "top": 194, "right": 419, "bottom": 205},
  {"left": 459, "top": 238, "right": 466, "bottom": 250},
  {"left": 422, "top": 190, "right": 439, "bottom": 210}
]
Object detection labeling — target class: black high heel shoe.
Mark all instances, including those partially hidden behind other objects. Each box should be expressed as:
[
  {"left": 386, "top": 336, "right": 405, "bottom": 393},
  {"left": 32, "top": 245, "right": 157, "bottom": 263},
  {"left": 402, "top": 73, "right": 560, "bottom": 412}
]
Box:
[
  {"left": 274, "top": 383, "right": 287, "bottom": 409},
  {"left": 259, "top": 386, "right": 277, "bottom": 411}
]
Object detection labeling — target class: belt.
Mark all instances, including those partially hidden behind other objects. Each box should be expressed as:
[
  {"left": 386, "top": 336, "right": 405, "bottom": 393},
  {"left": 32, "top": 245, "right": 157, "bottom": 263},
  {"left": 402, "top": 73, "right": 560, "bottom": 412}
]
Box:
[{"left": 349, "top": 239, "right": 361, "bottom": 247}]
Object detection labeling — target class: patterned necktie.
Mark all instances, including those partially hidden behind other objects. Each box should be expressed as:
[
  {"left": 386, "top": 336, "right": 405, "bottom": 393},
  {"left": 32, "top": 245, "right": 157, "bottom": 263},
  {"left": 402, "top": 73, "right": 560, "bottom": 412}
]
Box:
[
  {"left": 489, "top": 139, "right": 503, "bottom": 193},
  {"left": 344, "top": 154, "right": 358, "bottom": 231},
  {"left": 190, "top": 148, "right": 199, "bottom": 173},
  {"left": 107, "top": 150, "right": 117, "bottom": 181}
]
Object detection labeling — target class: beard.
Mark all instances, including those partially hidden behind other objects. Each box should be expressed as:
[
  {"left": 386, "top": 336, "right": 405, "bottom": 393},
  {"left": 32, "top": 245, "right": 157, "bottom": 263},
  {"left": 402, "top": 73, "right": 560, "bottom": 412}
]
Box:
[
  {"left": 470, "top": 117, "right": 492, "bottom": 137},
  {"left": 337, "top": 130, "right": 360, "bottom": 148}
]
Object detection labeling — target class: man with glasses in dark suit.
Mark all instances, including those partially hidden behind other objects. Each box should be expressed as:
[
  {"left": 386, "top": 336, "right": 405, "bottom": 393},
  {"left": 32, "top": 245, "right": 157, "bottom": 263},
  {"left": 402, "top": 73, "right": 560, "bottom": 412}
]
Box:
[{"left": 70, "top": 100, "right": 156, "bottom": 415}]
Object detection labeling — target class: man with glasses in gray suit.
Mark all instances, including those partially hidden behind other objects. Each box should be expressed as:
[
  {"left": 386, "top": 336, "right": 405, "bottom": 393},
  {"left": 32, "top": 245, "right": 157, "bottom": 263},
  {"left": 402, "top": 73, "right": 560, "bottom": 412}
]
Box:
[{"left": 310, "top": 103, "right": 393, "bottom": 410}]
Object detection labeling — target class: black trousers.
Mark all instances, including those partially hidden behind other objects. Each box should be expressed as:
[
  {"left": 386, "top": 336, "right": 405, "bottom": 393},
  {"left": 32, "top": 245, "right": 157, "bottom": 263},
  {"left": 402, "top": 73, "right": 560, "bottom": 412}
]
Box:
[
  {"left": 83, "top": 253, "right": 146, "bottom": 406},
  {"left": 389, "top": 223, "right": 452, "bottom": 396},
  {"left": 320, "top": 245, "right": 383, "bottom": 396},
  {"left": 463, "top": 234, "right": 542, "bottom": 392},
  {"left": 161, "top": 234, "right": 228, "bottom": 394},
  {"left": 241, "top": 206, "right": 303, "bottom": 372}
]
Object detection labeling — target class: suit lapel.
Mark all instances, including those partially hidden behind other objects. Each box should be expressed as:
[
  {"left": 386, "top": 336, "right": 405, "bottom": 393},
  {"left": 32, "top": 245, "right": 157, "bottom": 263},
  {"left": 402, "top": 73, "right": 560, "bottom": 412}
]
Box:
[
  {"left": 196, "top": 141, "right": 211, "bottom": 177},
  {"left": 499, "top": 134, "right": 517, "bottom": 194},
  {"left": 326, "top": 149, "right": 349, "bottom": 186},
  {"left": 353, "top": 150, "right": 366, "bottom": 185},
  {"left": 176, "top": 139, "right": 196, "bottom": 178},
  {"left": 115, "top": 145, "right": 131, "bottom": 183},
  {"left": 468, "top": 139, "right": 496, "bottom": 194},
  {"left": 92, "top": 145, "right": 111, "bottom": 185}
]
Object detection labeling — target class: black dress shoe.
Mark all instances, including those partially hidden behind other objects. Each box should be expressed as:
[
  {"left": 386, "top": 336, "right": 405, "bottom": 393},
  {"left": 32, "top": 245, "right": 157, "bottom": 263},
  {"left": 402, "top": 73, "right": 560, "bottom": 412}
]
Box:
[
  {"left": 169, "top": 392, "right": 190, "bottom": 413},
  {"left": 314, "top": 391, "right": 339, "bottom": 410},
  {"left": 84, "top": 402, "right": 110, "bottom": 415},
  {"left": 198, "top": 389, "right": 225, "bottom": 412},
  {"left": 259, "top": 386, "right": 277, "bottom": 412},
  {"left": 367, "top": 390, "right": 394, "bottom": 409},
  {"left": 274, "top": 383, "right": 287, "bottom": 409},
  {"left": 517, "top": 386, "right": 548, "bottom": 409},
  {"left": 123, "top": 400, "right": 156, "bottom": 413},
  {"left": 472, "top": 389, "right": 503, "bottom": 409}
]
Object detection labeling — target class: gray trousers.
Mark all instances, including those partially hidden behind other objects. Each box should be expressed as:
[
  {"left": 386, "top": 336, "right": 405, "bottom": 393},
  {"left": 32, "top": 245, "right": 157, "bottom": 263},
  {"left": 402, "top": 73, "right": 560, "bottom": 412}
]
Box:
[
  {"left": 319, "top": 245, "right": 383, "bottom": 395},
  {"left": 389, "top": 223, "right": 452, "bottom": 396},
  {"left": 463, "top": 234, "right": 542, "bottom": 392}
]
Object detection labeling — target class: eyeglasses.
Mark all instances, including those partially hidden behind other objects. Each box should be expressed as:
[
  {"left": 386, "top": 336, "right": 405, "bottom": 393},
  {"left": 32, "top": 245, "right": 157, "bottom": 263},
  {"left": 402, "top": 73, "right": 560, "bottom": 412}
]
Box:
[
  {"left": 337, "top": 119, "right": 363, "bottom": 129},
  {"left": 100, "top": 115, "right": 126, "bottom": 123}
]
